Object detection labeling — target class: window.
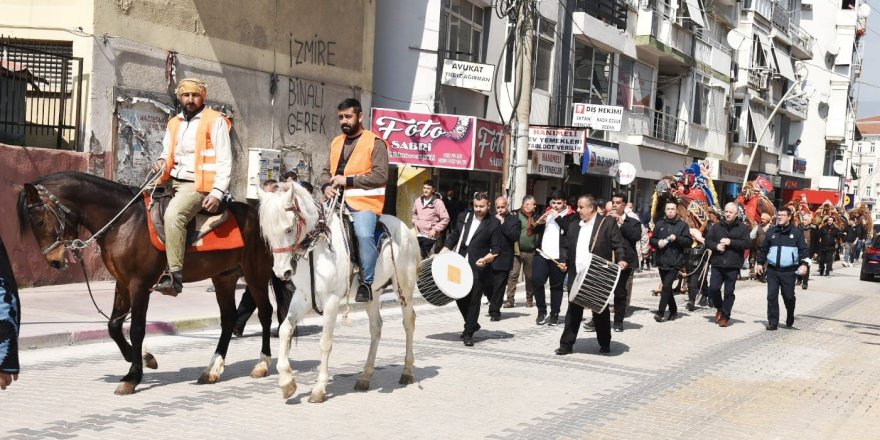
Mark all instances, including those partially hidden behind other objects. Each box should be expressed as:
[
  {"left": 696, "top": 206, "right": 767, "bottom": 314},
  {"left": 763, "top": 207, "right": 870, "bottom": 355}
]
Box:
[
  {"left": 573, "top": 41, "right": 612, "bottom": 105},
  {"left": 442, "top": 0, "right": 485, "bottom": 63},
  {"left": 616, "top": 57, "right": 655, "bottom": 111},
  {"left": 871, "top": 141, "right": 876, "bottom": 154},
  {"left": 692, "top": 74, "right": 710, "bottom": 125},
  {"left": 869, "top": 164, "right": 875, "bottom": 176},
  {"left": 532, "top": 16, "right": 555, "bottom": 92}
]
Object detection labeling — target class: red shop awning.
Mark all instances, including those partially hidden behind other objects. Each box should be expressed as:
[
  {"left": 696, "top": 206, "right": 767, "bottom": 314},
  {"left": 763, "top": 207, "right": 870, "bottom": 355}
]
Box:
[{"left": 785, "top": 189, "right": 840, "bottom": 206}]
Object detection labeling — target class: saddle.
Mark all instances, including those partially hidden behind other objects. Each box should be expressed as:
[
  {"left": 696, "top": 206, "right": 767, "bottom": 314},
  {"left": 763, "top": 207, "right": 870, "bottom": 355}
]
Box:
[{"left": 144, "top": 188, "right": 244, "bottom": 252}]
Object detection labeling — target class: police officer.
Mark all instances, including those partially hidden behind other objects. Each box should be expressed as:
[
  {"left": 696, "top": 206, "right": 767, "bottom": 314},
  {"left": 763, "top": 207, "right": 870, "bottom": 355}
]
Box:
[{"left": 756, "top": 207, "right": 810, "bottom": 330}]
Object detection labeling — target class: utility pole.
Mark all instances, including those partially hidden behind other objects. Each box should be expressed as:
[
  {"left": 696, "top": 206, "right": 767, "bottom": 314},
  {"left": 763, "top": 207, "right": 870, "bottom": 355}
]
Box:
[{"left": 510, "top": 0, "right": 534, "bottom": 210}]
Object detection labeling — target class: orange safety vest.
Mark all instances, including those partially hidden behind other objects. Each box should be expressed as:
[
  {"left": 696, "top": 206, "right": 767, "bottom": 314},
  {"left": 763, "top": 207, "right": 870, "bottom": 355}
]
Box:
[
  {"left": 158, "top": 107, "right": 232, "bottom": 193},
  {"left": 329, "top": 130, "right": 387, "bottom": 215}
]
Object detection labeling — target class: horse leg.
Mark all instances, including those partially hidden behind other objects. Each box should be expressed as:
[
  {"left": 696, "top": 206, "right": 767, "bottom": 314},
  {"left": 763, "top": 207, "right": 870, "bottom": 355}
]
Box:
[
  {"left": 278, "top": 293, "right": 310, "bottom": 399},
  {"left": 399, "top": 287, "right": 416, "bottom": 386},
  {"left": 309, "top": 295, "right": 341, "bottom": 403},
  {"left": 354, "top": 296, "right": 383, "bottom": 391},
  {"left": 242, "top": 273, "right": 273, "bottom": 379},
  {"left": 107, "top": 281, "right": 134, "bottom": 362},
  {"left": 198, "top": 273, "right": 238, "bottom": 384},
  {"left": 115, "top": 285, "right": 151, "bottom": 395}
]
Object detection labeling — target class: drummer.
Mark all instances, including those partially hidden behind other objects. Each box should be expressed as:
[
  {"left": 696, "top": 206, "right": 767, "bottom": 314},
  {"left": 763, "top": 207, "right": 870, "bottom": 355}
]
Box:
[
  {"left": 440, "top": 192, "right": 501, "bottom": 347},
  {"left": 554, "top": 195, "right": 628, "bottom": 355}
]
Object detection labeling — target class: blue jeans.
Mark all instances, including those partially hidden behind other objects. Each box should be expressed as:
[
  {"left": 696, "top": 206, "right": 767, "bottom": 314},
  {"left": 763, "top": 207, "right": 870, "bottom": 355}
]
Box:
[{"left": 351, "top": 209, "right": 379, "bottom": 285}]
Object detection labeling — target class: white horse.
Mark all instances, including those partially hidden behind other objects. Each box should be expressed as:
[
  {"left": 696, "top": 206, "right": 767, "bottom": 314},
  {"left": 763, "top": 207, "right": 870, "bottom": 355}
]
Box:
[{"left": 257, "top": 183, "right": 419, "bottom": 403}]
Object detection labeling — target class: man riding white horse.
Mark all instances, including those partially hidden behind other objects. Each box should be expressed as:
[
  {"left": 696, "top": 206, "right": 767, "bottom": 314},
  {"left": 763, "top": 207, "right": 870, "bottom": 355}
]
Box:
[{"left": 322, "top": 98, "right": 388, "bottom": 303}]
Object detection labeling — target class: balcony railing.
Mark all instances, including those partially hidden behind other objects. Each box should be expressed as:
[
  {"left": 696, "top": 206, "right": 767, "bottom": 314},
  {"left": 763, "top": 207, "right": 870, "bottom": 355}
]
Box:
[
  {"left": 771, "top": 2, "right": 790, "bottom": 34},
  {"left": 628, "top": 107, "right": 689, "bottom": 145},
  {"left": 783, "top": 95, "right": 809, "bottom": 119},
  {"left": 743, "top": 0, "right": 773, "bottom": 21},
  {"left": 789, "top": 23, "right": 814, "bottom": 59},
  {"left": 637, "top": 7, "right": 693, "bottom": 58},
  {"left": 576, "top": 0, "right": 628, "bottom": 31},
  {"left": 694, "top": 36, "right": 733, "bottom": 76}
]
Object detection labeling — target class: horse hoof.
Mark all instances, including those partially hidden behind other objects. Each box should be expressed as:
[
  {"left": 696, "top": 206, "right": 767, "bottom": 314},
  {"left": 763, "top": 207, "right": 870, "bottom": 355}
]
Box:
[
  {"left": 114, "top": 382, "right": 137, "bottom": 395},
  {"left": 354, "top": 379, "right": 370, "bottom": 391},
  {"left": 197, "top": 372, "right": 219, "bottom": 384},
  {"left": 308, "top": 391, "right": 326, "bottom": 403},
  {"left": 398, "top": 373, "right": 414, "bottom": 385},
  {"left": 250, "top": 365, "right": 269, "bottom": 379},
  {"left": 281, "top": 380, "right": 297, "bottom": 399},
  {"left": 143, "top": 353, "right": 158, "bottom": 370}
]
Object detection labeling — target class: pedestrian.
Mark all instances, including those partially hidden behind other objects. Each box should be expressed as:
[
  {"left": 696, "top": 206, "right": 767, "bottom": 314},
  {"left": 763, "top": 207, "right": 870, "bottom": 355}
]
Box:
[
  {"left": 554, "top": 195, "right": 628, "bottom": 355},
  {"left": 584, "top": 194, "right": 641, "bottom": 333},
  {"left": 232, "top": 179, "right": 294, "bottom": 337},
  {"left": 0, "top": 234, "right": 20, "bottom": 390},
  {"left": 816, "top": 216, "right": 841, "bottom": 276},
  {"left": 486, "top": 196, "right": 521, "bottom": 321},
  {"left": 650, "top": 201, "right": 693, "bottom": 322},
  {"left": 748, "top": 213, "right": 772, "bottom": 282},
  {"left": 322, "top": 98, "right": 389, "bottom": 303},
  {"left": 150, "top": 78, "right": 234, "bottom": 296},
  {"left": 504, "top": 195, "right": 538, "bottom": 308},
  {"left": 854, "top": 217, "right": 868, "bottom": 261},
  {"left": 756, "top": 208, "right": 810, "bottom": 330},
  {"left": 704, "top": 203, "right": 751, "bottom": 327},
  {"left": 411, "top": 179, "right": 450, "bottom": 258},
  {"left": 797, "top": 213, "right": 815, "bottom": 290},
  {"left": 532, "top": 190, "right": 576, "bottom": 326},
  {"left": 843, "top": 218, "right": 858, "bottom": 267},
  {"left": 444, "top": 189, "right": 465, "bottom": 226},
  {"left": 440, "top": 192, "right": 500, "bottom": 347}
]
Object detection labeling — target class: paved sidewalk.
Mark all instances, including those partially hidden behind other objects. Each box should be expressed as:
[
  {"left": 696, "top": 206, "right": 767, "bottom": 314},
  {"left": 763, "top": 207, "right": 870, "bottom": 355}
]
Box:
[{"left": 17, "top": 265, "right": 661, "bottom": 350}]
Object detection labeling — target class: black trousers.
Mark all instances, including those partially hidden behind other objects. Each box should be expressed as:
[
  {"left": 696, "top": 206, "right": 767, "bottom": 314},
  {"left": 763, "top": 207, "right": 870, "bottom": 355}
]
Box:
[
  {"left": 417, "top": 236, "right": 437, "bottom": 259},
  {"left": 709, "top": 267, "right": 739, "bottom": 320},
  {"left": 657, "top": 268, "right": 679, "bottom": 315},
  {"left": 486, "top": 269, "right": 511, "bottom": 319},
  {"left": 613, "top": 268, "right": 633, "bottom": 323},
  {"left": 560, "top": 301, "right": 611, "bottom": 350},
  {"left": 234, "top": 274, "right": 291, "bottom": 330},
  {"left": 457, "top": 266, "right": 492, "bottom": 336},
  {"left": 532, "top": 254, "right": 565, "bottom": 315},
  {"left": 766, "top": 268, "right": 796, "bottom": 327},
  {"left": 818, "top": 249, "right": 835, "bottom": 275}
]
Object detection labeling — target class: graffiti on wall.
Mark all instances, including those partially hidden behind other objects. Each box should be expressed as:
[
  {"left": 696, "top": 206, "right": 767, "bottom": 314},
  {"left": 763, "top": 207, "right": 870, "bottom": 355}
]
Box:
[
  {"left": 287, "top": 77, "right": 327, "bottom": 135},
  {"left": 115, "top": 97, "right": 173, "bottom": 186}
]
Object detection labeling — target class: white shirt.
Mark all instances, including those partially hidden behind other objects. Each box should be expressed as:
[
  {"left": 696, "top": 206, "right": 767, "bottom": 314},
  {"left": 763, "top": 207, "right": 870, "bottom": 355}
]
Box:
[
  {"left": 464, "top": 215, "right": 482, "bottom": 247},
  {"left": 540, "top": 210, "right": 567, "bottom": 259},
  {"left": 160, "top": 108, "right": 233, "bottom": 200},
  {"left": 575, "top": 217, "right": 596, "bottom": 272}
]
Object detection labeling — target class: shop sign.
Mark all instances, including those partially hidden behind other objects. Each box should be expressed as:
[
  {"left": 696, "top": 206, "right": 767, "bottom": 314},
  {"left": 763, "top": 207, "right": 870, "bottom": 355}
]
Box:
[
  {"left": 719, "top": 161, "right": 747, "bottom": 182},
  {"left": 529, "top": 151, "right": 565, "bottom": 178},
  {"left": 528, "top": 126, "right": 586, "bottom": 153},
  {"left": 571, "top": 103, "right": 624, "bottom": 131},
  {"left": 372, "top": 108, "right": 476, "bottom": 170},
  {"left": 779, "top": 154, "right": 807, "bottom": 177},
  {"left": 441, "top": 59, "right": 495, "bottom": 92},
  {"left": 794, "top": 157, "right": 807, "bottom": 175},
  {"left": 859, "top": 196, "right": 876, "bottom": 205},
  {"left": 845, "top": 193, "right": 855, "bottom": 210},
  {"left": 472, "top": 119, "right": 505, "bottom": 173},
  {"left": 582, "top": 140, "right": 620, "bottom": 176},
  {"left": 781, "top": 176, "right": 804, "bottom": 190}
]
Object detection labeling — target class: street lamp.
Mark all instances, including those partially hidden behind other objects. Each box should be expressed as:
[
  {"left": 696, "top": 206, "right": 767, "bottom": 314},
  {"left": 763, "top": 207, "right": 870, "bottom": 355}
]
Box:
[{"left": 742, "top": 79, "right": 807, "bottom": 188}]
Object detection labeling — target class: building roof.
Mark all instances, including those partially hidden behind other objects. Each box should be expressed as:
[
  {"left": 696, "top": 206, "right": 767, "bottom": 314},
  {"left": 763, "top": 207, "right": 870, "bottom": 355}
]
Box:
[{"left": 856, "top": 116, "right": 880, "bottom": 136}]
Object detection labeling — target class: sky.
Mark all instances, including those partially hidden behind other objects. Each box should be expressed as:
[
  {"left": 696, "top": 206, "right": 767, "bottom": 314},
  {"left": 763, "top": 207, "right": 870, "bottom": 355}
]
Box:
[{"left": 856, "top": 0, "right": 880, "bottom": 118}]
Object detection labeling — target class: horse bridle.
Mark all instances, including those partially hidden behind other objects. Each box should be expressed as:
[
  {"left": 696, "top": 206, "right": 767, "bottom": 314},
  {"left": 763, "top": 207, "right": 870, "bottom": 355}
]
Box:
[
  {"left": 27, "top": 184, "right": 81, "bottom": 255},
  {"left": 272, "top": 194, "right": 330, "bottom": 259}
]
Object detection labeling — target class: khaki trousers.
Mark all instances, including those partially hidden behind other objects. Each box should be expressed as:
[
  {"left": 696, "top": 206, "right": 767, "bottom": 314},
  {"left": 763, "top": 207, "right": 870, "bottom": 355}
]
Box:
[{"left": 164, "top": 180, "right": 206, "bottom": 272}]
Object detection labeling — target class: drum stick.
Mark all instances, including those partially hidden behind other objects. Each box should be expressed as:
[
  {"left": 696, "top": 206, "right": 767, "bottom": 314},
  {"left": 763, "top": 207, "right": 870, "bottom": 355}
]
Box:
[{"left": 536, "top": 248, "right": 566, "bottom": 270}]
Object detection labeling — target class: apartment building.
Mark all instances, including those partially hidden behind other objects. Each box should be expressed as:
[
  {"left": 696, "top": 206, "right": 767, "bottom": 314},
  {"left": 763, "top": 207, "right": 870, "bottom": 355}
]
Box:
[{"left": 853, "top": 116, "right": 880, "bottom": 222}]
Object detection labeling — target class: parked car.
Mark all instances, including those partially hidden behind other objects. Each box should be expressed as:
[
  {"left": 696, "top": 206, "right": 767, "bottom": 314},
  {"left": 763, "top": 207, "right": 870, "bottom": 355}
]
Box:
[{"left": 860, "top": 238, "right": 880, "bottom": 281}]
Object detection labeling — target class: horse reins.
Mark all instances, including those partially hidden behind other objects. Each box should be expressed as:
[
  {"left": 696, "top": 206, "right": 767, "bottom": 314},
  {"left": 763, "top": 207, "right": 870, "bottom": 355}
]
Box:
[{"left": 28, "top": 169, "right": 164, "bottom": 322}]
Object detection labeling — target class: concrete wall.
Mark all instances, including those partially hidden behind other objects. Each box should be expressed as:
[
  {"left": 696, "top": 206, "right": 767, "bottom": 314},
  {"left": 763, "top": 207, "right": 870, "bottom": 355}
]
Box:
[
  {"left": 85, "top": 0, "right": 376, "bottom": 196},
  {"left": 0, "top": 143, "right": 110, "bottom": 287}
]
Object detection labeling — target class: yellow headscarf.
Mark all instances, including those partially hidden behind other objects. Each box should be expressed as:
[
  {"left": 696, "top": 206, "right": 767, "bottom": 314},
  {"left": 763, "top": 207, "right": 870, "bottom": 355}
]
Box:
[{"left": 175, "top": 78, "right": 207, "bottom": 99}]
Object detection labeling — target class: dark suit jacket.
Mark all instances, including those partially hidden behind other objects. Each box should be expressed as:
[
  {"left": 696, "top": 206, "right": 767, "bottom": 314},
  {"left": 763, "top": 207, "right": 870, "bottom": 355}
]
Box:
[
  {"left": 491, "top": 212, "right": 522, "bottom": 271},
  {"left": 560, "top": 214, "right": 627, "bottom": 289},
  {"left": 443, "top": 211, "right": 501, "bottom": 269},
  {"left": 618, "top": 216, "right": 642, "bottom": 267}
]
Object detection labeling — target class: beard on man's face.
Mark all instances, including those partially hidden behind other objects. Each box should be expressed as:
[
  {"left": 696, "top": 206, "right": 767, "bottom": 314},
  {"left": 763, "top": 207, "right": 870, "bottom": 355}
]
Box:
[{"left": 341, "top": 120, "right": 361, "bottom": 135}]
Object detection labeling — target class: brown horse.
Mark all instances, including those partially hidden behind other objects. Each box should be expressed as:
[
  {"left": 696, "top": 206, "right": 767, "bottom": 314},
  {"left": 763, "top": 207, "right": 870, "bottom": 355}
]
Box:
[{"left": 17, "top": 172, "right": 275, "bottom": 395}]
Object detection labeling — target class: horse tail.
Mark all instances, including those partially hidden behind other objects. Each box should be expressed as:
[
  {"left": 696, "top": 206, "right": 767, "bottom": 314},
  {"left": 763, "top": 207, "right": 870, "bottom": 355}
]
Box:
[{"left": 16, "top": 185, "right": 33, "bottom": 238}]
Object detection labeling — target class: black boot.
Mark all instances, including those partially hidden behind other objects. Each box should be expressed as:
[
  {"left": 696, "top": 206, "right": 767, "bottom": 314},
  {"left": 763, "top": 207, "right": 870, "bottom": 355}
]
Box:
[
  {"left": 355, "top": 282, "right": 372, "bottom": 303},
  {"left": 152, "top": 271, "right": 183, "bottom": 296}
]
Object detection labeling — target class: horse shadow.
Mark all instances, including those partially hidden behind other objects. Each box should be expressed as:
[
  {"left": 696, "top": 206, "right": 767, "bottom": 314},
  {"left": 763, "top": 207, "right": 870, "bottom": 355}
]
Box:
[
  {"left": 285, "top": 364, "right": 442, "bottom": 403},
  {"left": 100, "top": 358, "right": 317, "bottom": 392}
]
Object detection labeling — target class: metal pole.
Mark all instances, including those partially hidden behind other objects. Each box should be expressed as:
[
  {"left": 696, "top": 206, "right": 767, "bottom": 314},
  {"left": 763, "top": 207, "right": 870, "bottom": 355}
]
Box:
[
  {"left": 510, "top": 0, "right": 534, "bottom": 210},
  {"left": 742, "top": 81, "right": 802, "bottom": 188}
]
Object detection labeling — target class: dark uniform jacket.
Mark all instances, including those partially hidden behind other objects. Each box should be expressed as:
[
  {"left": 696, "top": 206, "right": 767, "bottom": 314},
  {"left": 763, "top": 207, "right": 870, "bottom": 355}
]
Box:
[
  {"left": 444, "top": 211, "right": 501, "bottom": 269},
  {"left": 490, "top": 212, "right": 522, "bottom": 272},
  {"left": 559, "top": 215, "right": 627, "bottom": 290},
  {"left": 757, "top": 223, "right": 810, "bottom": 271},
  {"left": 650, "top": 217, "right": 694, "bottom": 270},
  {"left": 705, "top": 218, "right": 751, "bottom": 269}
]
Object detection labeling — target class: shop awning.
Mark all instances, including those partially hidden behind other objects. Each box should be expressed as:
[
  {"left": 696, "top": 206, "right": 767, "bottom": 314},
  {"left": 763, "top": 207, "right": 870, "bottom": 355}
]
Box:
[{"left": 787, "top": 189, "right": 840, "bottom": 206}]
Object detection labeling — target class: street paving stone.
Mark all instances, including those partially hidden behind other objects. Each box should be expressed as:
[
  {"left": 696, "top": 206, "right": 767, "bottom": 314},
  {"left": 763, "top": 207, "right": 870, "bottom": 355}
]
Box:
[{"left": 2, "top": 267, "right": 879, "bottom": 439}]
